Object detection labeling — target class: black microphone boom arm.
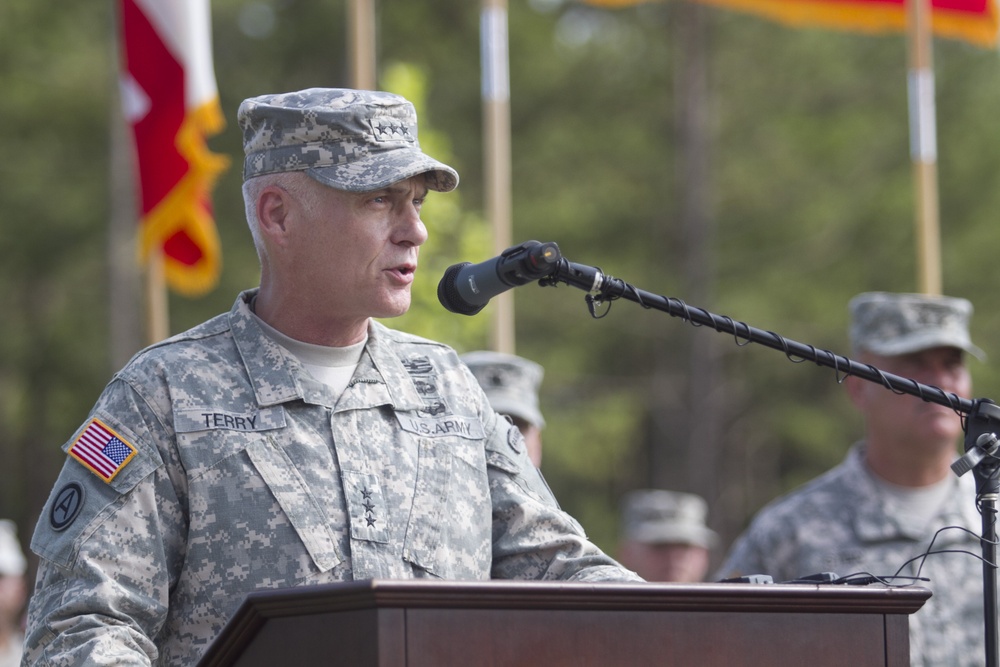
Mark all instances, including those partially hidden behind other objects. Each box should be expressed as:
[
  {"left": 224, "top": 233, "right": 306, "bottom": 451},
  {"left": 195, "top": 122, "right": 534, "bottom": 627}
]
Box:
[{"left": 543, "top": 258, "right": 974, "bottom": 414}]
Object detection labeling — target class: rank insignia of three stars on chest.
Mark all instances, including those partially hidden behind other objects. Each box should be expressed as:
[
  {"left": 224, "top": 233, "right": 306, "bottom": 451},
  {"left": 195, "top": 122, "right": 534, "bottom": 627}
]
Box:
[{"left": 361, "top": 486, "right": 377, "bottom": 527}]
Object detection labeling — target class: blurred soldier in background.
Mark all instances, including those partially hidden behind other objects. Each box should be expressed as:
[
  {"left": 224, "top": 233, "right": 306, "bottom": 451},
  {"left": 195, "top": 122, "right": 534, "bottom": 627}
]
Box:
[
  {"left": 617, "top": 489, "right": 717, "bottom": 582},
  {"left": 0, "top": 520, "right": 26, "bottom": 667},
  {"left": 716, "top": 292, "right": 985, "bottom": 667},
  {"left": 462, "top": 351, "right": 546, "bottom": 467}
]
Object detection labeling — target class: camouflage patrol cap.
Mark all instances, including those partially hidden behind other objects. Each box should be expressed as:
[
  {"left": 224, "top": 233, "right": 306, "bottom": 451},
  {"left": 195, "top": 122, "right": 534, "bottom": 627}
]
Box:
[
  {"left": 238, "top": 88, "right": 459, "bottom": 193},
  {"left": 0, "top": 519, "right": 26, "bottom": 577},
  {"left": 461, "top": 351, "right": 546, "bottom": 429},
  {"left": 849, "top": 292, "right": 984, "bottom": 360},
  {"left": 620, "top": 490, "right": 718, "bottom": 549}
]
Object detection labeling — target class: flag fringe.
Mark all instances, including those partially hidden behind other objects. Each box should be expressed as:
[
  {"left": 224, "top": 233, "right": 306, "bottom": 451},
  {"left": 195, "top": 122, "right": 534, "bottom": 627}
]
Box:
[
  {"left": 577, "top": 0, "right": 998, "bottom": 47},
  {"left": 137, "top": 97, "right": 229, "bottom": 296},
  {"left": 697, "top": 0, "right": 998, "bottom": 47}
]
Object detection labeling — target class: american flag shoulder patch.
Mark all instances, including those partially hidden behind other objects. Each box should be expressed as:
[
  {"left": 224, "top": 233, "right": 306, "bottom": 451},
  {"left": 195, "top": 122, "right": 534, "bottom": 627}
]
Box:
[{"left": 68, "top": 418, "right": 138, "bottom": 483}]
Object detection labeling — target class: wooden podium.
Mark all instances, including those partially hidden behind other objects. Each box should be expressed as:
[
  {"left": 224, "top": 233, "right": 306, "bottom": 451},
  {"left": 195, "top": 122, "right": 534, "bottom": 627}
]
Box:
[{"left": 196, "top": 579, "right": 929, "bottom": 667}]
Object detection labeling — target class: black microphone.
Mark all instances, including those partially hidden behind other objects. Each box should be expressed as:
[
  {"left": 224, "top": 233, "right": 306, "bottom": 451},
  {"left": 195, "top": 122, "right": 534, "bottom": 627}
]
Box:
[{"left": 437, "top": 241, "right": 562, "bottom": 315}]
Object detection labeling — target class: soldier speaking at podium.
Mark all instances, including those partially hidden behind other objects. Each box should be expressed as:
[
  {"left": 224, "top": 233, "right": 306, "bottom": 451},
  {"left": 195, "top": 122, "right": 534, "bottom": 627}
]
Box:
[{"left": 22, "top": 88, "right": 641, "bottom": 666}]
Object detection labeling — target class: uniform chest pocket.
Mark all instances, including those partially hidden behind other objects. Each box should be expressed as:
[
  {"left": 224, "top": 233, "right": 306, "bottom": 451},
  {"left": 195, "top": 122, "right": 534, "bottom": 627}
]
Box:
[
  {"left": 184, "top": 431, "right": 344, "bottom": 593},
  {"left": 244, "top": 436, "right": 344, "bottom": 572},
  {"left": 401, "top": 436, "right": 491, "bottom": 578}
]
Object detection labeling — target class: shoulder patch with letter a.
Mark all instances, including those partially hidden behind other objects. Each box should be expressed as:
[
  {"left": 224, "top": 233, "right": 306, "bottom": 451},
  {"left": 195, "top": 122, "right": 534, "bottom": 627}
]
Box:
[{"left": 68, "top": 418, "right": 137, "bottom": 482}]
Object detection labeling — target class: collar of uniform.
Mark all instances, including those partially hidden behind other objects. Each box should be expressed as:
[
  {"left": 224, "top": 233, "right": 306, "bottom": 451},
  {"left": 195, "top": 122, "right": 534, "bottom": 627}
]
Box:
[
  {"left": 228, "top": 292, "right": 425, "bottom": 412},
  {"left": 847, "top": 442, "right": 981, "bottom": 543},
  {"left": 229, "top": 290, "right": 308, "bottom": 407},
  {"left": 337, "top": 320, "right": 424, "bottom": 412}
]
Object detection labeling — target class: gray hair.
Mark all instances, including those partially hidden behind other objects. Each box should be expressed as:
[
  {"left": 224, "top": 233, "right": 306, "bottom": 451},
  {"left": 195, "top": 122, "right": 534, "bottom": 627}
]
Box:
[{"left": 242, "top": 172, "right": 325, "bottom": 262}]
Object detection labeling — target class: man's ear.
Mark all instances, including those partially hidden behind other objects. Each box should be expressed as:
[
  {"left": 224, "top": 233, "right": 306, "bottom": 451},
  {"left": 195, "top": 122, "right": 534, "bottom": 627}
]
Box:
[{"left": 257, "top": 185, "right": 291, "bottom": 241}]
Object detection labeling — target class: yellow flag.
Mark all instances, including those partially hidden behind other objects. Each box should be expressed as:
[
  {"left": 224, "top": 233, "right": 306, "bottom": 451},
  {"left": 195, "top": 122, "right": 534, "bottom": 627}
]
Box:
[{"left": 578, "top": 0, "right": 664, "bottom": 7}]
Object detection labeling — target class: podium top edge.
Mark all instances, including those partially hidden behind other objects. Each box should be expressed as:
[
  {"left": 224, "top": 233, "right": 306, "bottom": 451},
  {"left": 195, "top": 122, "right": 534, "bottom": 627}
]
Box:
[{"left": 237, "top": 578, "right": 931, "bottom": 617}]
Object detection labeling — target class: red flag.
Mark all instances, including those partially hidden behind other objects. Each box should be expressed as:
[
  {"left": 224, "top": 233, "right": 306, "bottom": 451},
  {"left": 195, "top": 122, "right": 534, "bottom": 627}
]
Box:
[
  {"left": 118, "top": 0, "right": 228, "bottom": 296},
  {"left": 579, "top": 0, "right": 998, "bottom": 47}
]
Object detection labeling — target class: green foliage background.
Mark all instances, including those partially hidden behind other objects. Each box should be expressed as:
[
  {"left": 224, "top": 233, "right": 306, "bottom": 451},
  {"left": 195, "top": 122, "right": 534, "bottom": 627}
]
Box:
[{"left": 2, "top": 0, "right": 1000, "bottom": 578}]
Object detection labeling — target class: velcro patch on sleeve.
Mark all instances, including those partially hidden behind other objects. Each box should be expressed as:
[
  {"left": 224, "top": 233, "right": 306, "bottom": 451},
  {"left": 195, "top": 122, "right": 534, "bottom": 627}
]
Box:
[{"left": 68, "top": 418, "right": 138, "bottom": 483}]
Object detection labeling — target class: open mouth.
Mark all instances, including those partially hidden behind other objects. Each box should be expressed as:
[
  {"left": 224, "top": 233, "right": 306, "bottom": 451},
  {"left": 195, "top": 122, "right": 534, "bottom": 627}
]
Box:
[{"left": 387, "top": 263, "right": 417, "bottom": 282}]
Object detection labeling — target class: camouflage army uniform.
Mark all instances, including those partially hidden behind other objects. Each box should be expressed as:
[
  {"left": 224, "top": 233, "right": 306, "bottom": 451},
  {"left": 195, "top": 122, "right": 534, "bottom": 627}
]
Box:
[
  {"left": 718, "top": 443, "right": 986, "bottom": 666},
  {"left": 23, "top": 290, "right": 641, "bottom": 666}
]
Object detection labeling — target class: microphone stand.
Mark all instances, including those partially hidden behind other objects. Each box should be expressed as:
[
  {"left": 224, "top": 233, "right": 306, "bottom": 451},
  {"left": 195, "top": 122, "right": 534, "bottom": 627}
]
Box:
[{"left": 537, "top": 256, "right": 1000, "bottom": 667}]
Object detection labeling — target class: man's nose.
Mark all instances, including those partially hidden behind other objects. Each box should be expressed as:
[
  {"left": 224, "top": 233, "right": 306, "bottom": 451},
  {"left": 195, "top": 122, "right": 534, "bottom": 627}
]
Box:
[{"left": 394, "top": 205, "right": 428, "bottom": 246}]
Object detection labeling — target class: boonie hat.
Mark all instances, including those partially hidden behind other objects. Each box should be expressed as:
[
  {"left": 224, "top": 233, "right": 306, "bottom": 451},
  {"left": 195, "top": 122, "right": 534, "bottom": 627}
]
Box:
[
  {"left": 461, "top": 351, "right": 546, "bottom": 429},
  {"left": 849, "top": 292, "right": 984, "bottom": 360},
  {"left": 238, "top": 88, "right": 459, "bottom": 193},
  {"left": 0, "top": 519, "right": 26, "bottom": 577},
  {"left": 621, "top": 489, "right": 718, "bottom": 549}
]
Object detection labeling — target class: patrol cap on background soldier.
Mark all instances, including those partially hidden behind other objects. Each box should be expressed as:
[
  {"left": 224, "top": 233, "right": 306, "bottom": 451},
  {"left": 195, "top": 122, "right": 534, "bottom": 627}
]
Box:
[
  {"left": 0, "top": 521, "right": 25, "bottom": 580},
  {"left": 616, "top": 489, "right": 718, "bottom": 583},
  {"left": 461, "top": 351, "right": 546, "bottom": 466},
  {"left": 0, "top": 519, "right": 27, "bottom": 667},
  {"left": 848, "top": 292, "right": 984, "bottom": 360}
]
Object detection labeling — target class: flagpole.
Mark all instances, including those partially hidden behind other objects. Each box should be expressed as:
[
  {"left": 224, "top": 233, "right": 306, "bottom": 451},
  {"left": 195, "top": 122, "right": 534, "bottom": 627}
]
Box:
[
  {"left": 906, "top": 0, "right": 942, "bottom": 295},
  {"left": 909, "top": 8, "right": 997, "bottom": 664},
  {"left": 481, "top": 0, "right": 515, "bottom": 354},
  {"left": 117, "top": 0, "right": 171, "bottom": 346},
  {"left": 143, "top": 249, "right": 169, "bottom": 344},
  {"left": 109, "top": 9, "right": 143, "bottom": 365},
  {"left": 347, "top": 0, "right": 376, "bottom": 90}
]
